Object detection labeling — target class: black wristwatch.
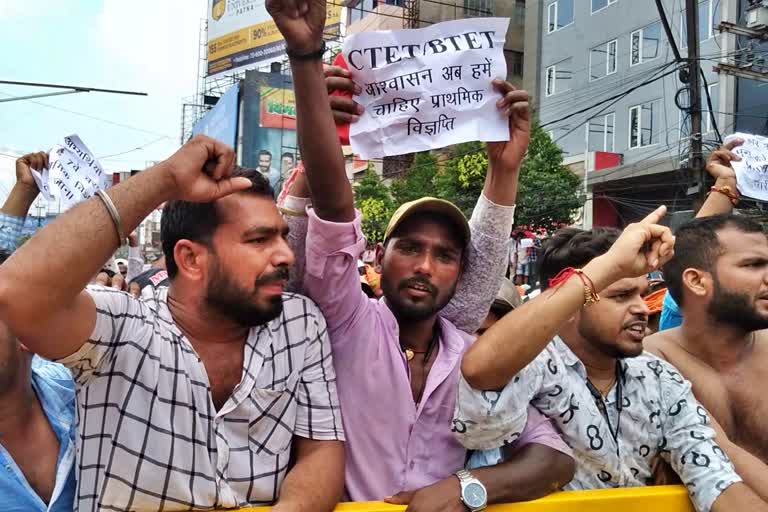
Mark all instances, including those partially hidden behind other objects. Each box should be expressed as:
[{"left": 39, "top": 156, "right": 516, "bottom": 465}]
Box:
[{"left": 287, "top": 41, "right": 327, "bottom": 61}]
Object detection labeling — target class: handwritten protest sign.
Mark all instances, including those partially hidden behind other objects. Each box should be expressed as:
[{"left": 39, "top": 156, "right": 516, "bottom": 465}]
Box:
[
  {"left": 343, "top": 17, "right": 510, "bottom": 159},
  {"left": 725, "top": 132, "right": 768, "bottom": 201},
  {"left": 30, "top": 135, "right": 111, "bottom": 210}
]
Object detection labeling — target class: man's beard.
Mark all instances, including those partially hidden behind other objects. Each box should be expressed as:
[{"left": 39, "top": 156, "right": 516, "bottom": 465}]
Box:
[
  {"left": 708, "top": 277, "right": 768, "bottom": 332},
  {"left": 205, "top": 261, "right": 287, "bottom": 327},
  {"left": 382, "top": 275, "right": 455, "bottom": 322}
]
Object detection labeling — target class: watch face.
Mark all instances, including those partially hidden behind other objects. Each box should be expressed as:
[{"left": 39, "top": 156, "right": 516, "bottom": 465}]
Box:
[{"left": 463, "top": 482, "right": 487, "bottom": 508}]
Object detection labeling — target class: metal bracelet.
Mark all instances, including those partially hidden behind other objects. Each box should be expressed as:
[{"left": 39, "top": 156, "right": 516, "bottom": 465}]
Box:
[{"left": 95, "top": 189, "right": 124, "bottom": 244}]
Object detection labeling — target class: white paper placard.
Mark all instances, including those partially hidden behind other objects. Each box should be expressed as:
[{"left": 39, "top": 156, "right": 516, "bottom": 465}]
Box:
[
  {"left": 343, "top": 17, "right": 511, "bottom": 159},
  {"left": 726, "top": 132, "right": 768, "bottom": 201}
]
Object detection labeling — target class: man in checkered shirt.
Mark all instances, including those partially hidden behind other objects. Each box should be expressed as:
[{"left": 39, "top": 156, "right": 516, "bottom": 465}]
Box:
[{"left": 0, "top": 136, "right": 345, "bottom": 511}]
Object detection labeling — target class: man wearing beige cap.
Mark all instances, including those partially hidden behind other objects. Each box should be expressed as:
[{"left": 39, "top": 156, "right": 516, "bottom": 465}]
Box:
[{"left": 273, "top": 3, "right": 575, "bottom": 509}]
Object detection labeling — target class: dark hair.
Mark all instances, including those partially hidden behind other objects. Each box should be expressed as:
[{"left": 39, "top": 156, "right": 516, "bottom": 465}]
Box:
[
  {"left": 281, "top": 152, "right": 294, "bottom": 161},
  {"left": 161, "top": 167, "right": 273, "bottom": 279},
  {"left": 663, "top": 214, "right": 764, "bottom": 306},
  {"left": 258, "top": 150, "right": 272, "bottom": 159},
  {"left": 0, "top": 249, "right": 10, "bottom": 265},
  {"left": 538, "top": 227, "right": 620, "bottom": 290}
]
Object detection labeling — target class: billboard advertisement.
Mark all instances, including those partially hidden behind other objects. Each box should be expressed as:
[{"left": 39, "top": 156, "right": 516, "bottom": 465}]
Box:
[
  {"left": 207, "top": 0, "right": 342, "bottom": 76},
  {"left": 242, "top": 70, "right": 298, "bottom": 197},
  {"left": 259, "top": 85, "right": 296, "bottom": 130},
  {"left": 192, "top": 82, "right": 240, "bottom": 147}
]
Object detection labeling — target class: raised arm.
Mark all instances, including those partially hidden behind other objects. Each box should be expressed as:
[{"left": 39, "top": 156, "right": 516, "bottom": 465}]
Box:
[
  {"left": 696, "top": 139, "right": 742, "bottom": 218},
  {"left": 0, "top": 152, "right": 45, "bottom": 252},
  {"left": 461, "top": 206, "right": 675, "bottom": 390},
  {"left": 440, "top": 82, "right": 528, "bottom": 333},
  {"left": 0, "top": 135, "right": 250, "bottom": 359},
  {"left": 267, "top": 0, "right": 352, "bottom": 223}
]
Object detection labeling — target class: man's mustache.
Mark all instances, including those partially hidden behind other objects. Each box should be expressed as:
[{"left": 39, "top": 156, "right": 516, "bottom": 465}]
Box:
[
  {"left": 256, "top": 267, "right": 290, "bottom": 286},
  {"left": 398, "top": 276, "right": 437, "bottom": 298}
]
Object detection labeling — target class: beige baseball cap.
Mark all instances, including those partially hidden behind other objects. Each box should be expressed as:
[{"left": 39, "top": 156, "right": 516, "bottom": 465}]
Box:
[
  {"left": 384, "top": 197, "right": 470, "bottom": 247},
  {"left": 492, "top": 278, "right": 523, "bottom": 312}
]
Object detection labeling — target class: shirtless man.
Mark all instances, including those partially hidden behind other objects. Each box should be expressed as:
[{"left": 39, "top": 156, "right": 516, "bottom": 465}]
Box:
[{"left": 645, "top": 140, "right": 768, "bottom": 491}]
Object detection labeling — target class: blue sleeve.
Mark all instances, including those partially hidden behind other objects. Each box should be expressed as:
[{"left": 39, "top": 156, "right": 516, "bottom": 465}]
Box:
[
  {"left": 0, "top": 213, "right": 26, "bottom": 252},
  {"left": 659, "top": 292, "right": 683, "bottom": 330}
]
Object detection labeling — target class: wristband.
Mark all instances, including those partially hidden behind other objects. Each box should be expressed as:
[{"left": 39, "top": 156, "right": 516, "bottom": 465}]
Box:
[
  {"left": 95, "top": 190, "right": 124, "bottom": 244},
  {"left": 287, "top": 41, "right": 326, "bottom": 61},
  {"left": 709, "top": 185, "right": 739, "bottom": 205},
  {"left": 548, "top": 267, "right": 601, "bottom": 306}
]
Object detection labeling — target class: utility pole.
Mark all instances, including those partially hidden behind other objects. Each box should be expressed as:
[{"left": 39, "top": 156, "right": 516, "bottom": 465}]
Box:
[{"left": 685, "top": 0, "right": 705, "bottom": 202}]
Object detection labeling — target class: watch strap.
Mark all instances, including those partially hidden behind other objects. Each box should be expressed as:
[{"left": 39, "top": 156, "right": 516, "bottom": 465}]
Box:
[
  {"left": 455, "top": 469, "right": 473, "bottom": 483},
  {"left": 287, "top": 41, "right": 327, "bottom": 61}
]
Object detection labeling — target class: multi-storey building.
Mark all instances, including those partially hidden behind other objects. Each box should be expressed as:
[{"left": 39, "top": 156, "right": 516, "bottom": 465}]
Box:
[{"left": 524, "top": 0, "right": 745, "bottom": 228}]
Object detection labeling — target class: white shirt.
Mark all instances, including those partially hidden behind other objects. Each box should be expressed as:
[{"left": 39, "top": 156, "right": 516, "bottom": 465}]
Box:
[
  {"left": 58, "top": 286, "right": 344, "bottom": 511},
  {"left": 453, "top": 337, "right": 741, "bottom": 512}
]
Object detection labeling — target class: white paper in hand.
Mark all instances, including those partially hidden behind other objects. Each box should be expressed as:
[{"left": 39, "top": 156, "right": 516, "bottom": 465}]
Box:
[
  {"left": 343, "top": 17, "right": 510, "bottom": 159},
  {"left": 46, "top": 135, "right": 111, "bottom": 209},
  {"left": 725, "top": 132, "right": 768, "bottom": 201}
]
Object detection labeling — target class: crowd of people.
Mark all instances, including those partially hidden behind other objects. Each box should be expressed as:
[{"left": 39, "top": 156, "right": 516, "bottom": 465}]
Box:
[{"left": 0, "top": 1, "right": 767, "bottom": 511}]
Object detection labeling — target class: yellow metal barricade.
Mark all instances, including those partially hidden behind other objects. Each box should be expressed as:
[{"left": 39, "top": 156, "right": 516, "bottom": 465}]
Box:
[{"left": 234, "top": 485, "right": 694, "bottom": 512}]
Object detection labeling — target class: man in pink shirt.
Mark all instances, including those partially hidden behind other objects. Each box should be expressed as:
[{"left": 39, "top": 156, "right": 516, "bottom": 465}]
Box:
[{"left": 269, "top": 1, "right": 575, "bottom": 510}]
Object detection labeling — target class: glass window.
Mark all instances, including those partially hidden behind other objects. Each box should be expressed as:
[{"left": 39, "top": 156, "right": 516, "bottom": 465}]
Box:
[
  {"left": 547, "top": 2, "right": 557, "bottom": 33},
  {"left": 706, "top": 82, "right": 719, "bottom": 133},
  {"left": 630, "top": 22, "right": 661, "bottom": 66},
  {"left": 590, "top": 39, "right": 618, "bottom": 81},
  {"left": 509, "top": 51, "right": 524, "bottom": 77},
  {"left": 546, "top": 59, "right": 573, "bottom": 96},
  {"left": 591, "top": 0, "right": 616, "bottom": 14},
  {"left": 629, "top": 100, "right": 662, "bottom": 148},
  {"left": 642, "top": 22, "right": 661, "bottom": 61},
  {"left": 557, "top": 0, "right": 574, "bottom": 28},
  {"left": 681, "top": 0, "right": 721, "bottom": 45},
  {"left": 513, "top": 0, "right": 526, "bottom": 26},
  {"left": 607, "top": 40, "right": 618, "bottom": 74},
  {"left": 546, "top": 66, "right": 556, "bottom": 96},
  {"left": 547, "top": 0, "right": 574, "bottom": 33},
  {"left": 464, "top": 0, "right": 494, "bottom": 17},
  {"left": 630, "top": 30, "right": 641, "bottom": 66},
  {"left": 587, "top": 113, "right": 616, "bottom": 152},
  {"left": 681, "top": 83, "right": 719, "bottom": 134}
]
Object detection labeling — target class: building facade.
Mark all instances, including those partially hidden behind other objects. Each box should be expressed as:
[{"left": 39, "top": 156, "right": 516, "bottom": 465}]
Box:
[{"left": 524, "top": 0, "right": 742, "bottom": 228}]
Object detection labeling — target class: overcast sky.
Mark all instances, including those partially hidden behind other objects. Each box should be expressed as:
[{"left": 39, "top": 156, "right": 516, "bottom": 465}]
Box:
[{"left": 0, "top": 0, "right": 207, "bottom": 191}]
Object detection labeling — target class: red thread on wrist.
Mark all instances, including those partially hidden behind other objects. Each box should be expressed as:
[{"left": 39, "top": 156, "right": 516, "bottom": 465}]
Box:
[{"left": 548, "top": 267, "right": 577, "bottom": 288}]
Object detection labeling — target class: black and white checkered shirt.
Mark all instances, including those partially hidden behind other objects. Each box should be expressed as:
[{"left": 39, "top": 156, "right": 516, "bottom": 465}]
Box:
[{"left": 58, "top": 286, "right": 344, "bottom": 511}]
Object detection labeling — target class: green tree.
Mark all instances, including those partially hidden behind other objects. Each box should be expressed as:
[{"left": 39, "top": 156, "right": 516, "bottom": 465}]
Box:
[
  {"left": 433, "top": 141, "right": 486, "bottom": 217},
  {"left": 391, "top": 152, "right": 439, "bottom": 205},
  {"left": 515, "top": 124, "right": 582, "bottom": 228},
  {"left": 354, "top": 166, "right": 394, "bottom": 243}
]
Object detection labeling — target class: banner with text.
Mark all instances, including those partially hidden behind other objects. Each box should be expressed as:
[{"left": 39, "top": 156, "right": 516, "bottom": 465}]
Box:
[
  {"left": 30, "top": 135, "right": 111, "bottom": 211},
  {"left": 726, "top": 132, "right": 768, "bottom": 201},
  {"left": 259, "top": 86, "right": 297, "bottom": 130},
  {"left": 207, "top": 0, "right": 341, "bottom": 76},
  {"left": 343, "top": 17, "right": 510, "bottom": 159}
]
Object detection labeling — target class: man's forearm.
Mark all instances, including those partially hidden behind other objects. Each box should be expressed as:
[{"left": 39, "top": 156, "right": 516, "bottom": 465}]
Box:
[
  {"left": 462, "top": 254, "right": 617, "bottom": 390},
  {"left": 290, "top": 58, "right": 354, "bottom": 222},
  {"left": 1, "top": 183, "right": 38, "bottom": 218},
  {"left": 712, "top": 483, "right": 768, "bottom": 512},
  {"left": 0, "top": 164, "right": 174, "bottom": 317},
  {"left": 274, "top": 439, "right": 344, "bottom": 512},
  {"left": 718, "top": 436, "right": 768, "bottom": 502},
  {"left": 483, "top": 161, "right": 519, "bottom": 206},
  {"left": 696, "top": 176, "right": 736, "bottom": 218},
  {"left": 476, "top": 444, "right": 575, "bottom": 503}
]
